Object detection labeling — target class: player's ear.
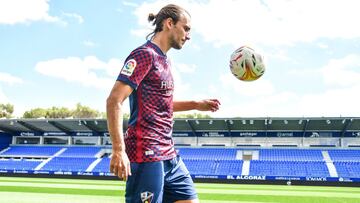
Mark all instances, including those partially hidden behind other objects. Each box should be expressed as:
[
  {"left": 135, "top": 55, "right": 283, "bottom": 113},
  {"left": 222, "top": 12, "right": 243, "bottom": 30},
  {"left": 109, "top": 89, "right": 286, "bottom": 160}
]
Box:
[{"left": 164, "top": 17, "right": 174, "bottom": 30}]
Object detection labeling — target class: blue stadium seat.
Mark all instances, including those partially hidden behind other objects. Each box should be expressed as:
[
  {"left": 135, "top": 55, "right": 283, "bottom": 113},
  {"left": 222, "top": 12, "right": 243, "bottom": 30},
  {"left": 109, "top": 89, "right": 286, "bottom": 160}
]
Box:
[
  {"left": 1, "top": 146, "right": 359, "bottom": 179},
  {"left": 178, "top": 148, "right": 237, "bottom": 160},
  {"left": 58, "top": 146, "right": 101, "bottom": 158},
  {"left": 0, "top": 159, "right": 41, "bottom": 170},
  {"left": 328, "top": 150, "right": 360, "bottom": 162},
  {"left": 259, "top": 149, "right": 324, "bottom": 161},
  {"left": 40, "top": 157, "right": 96, "bottom": 172},
  {"left": 249, "top": 160, "right": 329, "bottom": 177},
  {"left": 0, "top": 146, "right": 63, "bottom": 157},
  {"left": 216, "top": 160, "right": 243, "bottom": 175},
  {"left": 92, "top": 157, "right": 110, "bottom": 173},
  {"left": 334, "top": 162, "right": 360, "bottom": 178},
  {"left": 183, "top": 159, "right": 217, "bottom": 175}
]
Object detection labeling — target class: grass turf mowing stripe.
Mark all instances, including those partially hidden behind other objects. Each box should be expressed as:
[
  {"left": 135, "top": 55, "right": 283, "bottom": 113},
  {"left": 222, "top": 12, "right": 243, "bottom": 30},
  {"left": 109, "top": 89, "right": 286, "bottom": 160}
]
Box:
[
  {"left": 0, "top": 192, "right": 124, "bottom": 203},
  {"left": 196, "top": 185, "right": 360, "bottom": 194},
  {"left": 3, "top": 177, "right": 360, "bottom": 192},
  {"left": 2, "top": 177, "right": 360, "bottom": 194},
  {"left": 0, "top": 186, "right": 123, "bottom": 197},
  {"left": 0, "top": 179, "right": 122, "bottom": 186},
  {"left": 1, "top": 186, "right": 359, "bottom": 203},
  {"left": 1, "top": 177, "right": 360, "bottom": 203},
  {"left": 2, "top": 180, "right": 358, "bottom": 198},
  {"left": 0, "top": 177, "right": 122, "bottom": 186},
  {"left": 195, "top": 183, "right": 360, "bottom": 193},
  {"left": 0, "top": 181, "right": 124, "bottom": 190},
  {"left": 195, "top": 188, "right": 360, "bottom": 198},
  {"left": 0, "top": 191, "right": 272, "bottom": 203},
  {"left": 202, "top": 201, "right": 277, "bottom": 203},
  {"left": 198, "top": 193, "right": 360, "bottom": 203},
  {"left": 3, "top": 183, "right": 360, "bottom": 199}
]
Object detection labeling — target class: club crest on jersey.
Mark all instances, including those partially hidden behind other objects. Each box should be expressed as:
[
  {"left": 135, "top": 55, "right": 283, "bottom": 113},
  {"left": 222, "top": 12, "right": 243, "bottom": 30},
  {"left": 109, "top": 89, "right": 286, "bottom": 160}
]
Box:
[
  {"left": 141, "top": 191, "right": 154, "bottom": 203},
  {"left": 121, "top": 59, "right": 137, "bottom": 76}
]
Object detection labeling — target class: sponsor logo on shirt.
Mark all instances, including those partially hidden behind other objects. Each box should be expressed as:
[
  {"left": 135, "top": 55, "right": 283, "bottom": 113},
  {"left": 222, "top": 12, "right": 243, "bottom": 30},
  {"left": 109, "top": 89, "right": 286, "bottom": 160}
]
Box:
[
  {"left": 154, "top": 61, "right": 164, "bottom": 72},
  {"left": 160, "top": 80, "right": 173, "bottom": 89},
  {"left": 121, "top": 59, "right": 137, "bottom": 76},
  {"left": 141, "top": 191, "right": 154, "bottom": 203},
  {"left": 145, "top": 150, "right": 154, "bottom": 156}
]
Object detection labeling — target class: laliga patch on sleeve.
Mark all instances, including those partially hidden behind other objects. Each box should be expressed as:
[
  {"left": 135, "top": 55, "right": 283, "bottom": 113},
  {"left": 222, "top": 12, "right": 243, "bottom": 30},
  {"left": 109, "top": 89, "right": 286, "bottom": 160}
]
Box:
[{"left": 120, "top": 59, "right": 137, "bottom": 76}]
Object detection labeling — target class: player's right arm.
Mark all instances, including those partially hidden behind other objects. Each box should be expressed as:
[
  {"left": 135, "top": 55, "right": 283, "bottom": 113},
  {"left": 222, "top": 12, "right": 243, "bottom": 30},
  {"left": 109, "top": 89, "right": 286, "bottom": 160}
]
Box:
[
  {"left": 106, "top": 81, "right": 133, "bottom": 181},
  {"left": 107, "top": 47, "right": 153, "bottom": 180}
]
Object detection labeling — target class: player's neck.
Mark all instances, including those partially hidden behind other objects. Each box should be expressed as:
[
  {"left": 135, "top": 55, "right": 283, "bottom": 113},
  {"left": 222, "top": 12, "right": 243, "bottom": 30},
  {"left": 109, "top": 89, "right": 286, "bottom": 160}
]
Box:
[{"left": 151, "top": 33, "right": 170, "bottom": 54}]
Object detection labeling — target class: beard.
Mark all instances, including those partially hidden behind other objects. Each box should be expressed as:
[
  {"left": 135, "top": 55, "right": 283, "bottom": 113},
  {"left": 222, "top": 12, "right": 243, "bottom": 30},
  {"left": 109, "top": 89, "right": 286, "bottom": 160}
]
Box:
[{"left": 169, "top": 36, "right": 183, "bottom": 50}]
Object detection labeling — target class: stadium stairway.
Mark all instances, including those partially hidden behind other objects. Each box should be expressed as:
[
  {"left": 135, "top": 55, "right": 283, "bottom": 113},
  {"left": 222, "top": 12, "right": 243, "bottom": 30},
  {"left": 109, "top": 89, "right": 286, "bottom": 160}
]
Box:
[
  {"left": 241, "top": 160, "right": 250, "bottom": 175},
  {"left": 35, "top": 148, "right": 67, "bottom": 170},
  {"left": 0, "top": 147, "right": 10, "bottom": 155},
  {"left": 322, "top": 150, "right": 338, "bottom": 177},
  {"left": 86, "top": 158, "right": 102, "bottom": 172},
  {"left": 235, "top": 150, "right": 250, "bottom": 175}
]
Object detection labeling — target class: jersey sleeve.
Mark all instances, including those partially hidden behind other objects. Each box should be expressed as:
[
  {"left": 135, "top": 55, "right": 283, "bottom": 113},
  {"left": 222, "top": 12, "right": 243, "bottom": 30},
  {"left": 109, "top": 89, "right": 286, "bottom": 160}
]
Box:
[{"left": 117, "top": 48, "right": 153, "bottom": 89}]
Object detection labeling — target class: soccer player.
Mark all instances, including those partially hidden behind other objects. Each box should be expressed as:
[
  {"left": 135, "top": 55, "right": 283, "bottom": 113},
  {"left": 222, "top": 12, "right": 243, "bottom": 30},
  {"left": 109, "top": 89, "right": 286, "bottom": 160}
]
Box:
[{"left": 106, "top": 4, "right": 220, "bottom": 203}]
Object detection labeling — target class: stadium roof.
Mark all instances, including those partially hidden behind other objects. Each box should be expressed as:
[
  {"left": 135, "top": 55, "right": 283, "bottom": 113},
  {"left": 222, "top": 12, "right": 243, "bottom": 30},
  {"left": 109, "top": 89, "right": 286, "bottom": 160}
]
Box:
[{"left": 0, "top": 117, "right": 359, "bottom": 134}]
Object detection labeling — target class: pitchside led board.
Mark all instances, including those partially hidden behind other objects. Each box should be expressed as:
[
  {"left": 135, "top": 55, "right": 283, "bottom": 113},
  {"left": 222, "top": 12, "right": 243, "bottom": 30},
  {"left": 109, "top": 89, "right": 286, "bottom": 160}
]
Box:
[
  {"left": 14, "top": 131, "right": 108, "bottom": 137},
  {"left": 171, "top": 131, "right": 360, "bottom": 138},
  {"left": 9, "top": 130, "right": 360, "bottom": 138}
]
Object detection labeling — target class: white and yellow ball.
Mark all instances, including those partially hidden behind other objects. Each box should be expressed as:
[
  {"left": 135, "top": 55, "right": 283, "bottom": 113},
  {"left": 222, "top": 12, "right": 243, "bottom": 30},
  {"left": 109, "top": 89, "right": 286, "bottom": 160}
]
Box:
[{"left": 230, "top": 46, "right": 265, "bottom": 81}]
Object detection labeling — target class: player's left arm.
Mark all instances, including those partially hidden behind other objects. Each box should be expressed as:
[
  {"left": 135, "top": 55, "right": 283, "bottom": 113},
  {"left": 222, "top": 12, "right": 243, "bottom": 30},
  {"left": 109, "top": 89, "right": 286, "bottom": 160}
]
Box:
[{"left": 173, "top": 99, "right": 221, "bottom": 112}]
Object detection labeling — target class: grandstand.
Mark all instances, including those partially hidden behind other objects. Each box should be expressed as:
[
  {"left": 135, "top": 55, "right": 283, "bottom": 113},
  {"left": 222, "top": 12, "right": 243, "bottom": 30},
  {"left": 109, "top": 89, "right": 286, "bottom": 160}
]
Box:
[{"left": 0, "top": 117, "right": 359, "bottom": 185}]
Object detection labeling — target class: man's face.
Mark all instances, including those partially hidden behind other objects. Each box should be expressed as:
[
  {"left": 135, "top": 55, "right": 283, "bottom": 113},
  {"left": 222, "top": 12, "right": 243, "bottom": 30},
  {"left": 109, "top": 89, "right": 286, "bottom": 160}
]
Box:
[{"left": 169, "top": 13, "right": 191, "bottom": 50}]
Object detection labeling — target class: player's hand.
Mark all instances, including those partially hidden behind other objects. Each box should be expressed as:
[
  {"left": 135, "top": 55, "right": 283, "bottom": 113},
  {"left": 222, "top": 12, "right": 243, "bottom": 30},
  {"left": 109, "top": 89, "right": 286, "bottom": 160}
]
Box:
[
  {"left": 196, "top": 99, "right": 221, "bottom": 112},
  {"left": 110, "top": 150, "right": 131, "bottom": 181}
]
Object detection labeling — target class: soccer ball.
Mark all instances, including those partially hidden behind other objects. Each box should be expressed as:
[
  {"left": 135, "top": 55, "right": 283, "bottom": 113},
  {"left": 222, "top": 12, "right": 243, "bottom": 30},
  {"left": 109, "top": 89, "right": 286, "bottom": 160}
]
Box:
[{"left": 229, "top": 46, "right": 265, "bottom": 81}]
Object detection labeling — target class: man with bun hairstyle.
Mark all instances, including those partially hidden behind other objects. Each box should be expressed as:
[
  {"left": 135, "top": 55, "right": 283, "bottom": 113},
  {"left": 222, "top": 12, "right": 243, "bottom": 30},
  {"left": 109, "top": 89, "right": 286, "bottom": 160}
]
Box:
[{"left": 106, "top": 4, "right": 220, "bottom": 203}]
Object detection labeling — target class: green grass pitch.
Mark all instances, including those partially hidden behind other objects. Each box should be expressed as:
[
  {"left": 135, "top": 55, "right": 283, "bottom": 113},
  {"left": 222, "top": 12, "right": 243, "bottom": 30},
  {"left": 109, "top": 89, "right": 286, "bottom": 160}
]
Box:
[{"left": 0, "top": 176, "right": 360, "bottom": 202}]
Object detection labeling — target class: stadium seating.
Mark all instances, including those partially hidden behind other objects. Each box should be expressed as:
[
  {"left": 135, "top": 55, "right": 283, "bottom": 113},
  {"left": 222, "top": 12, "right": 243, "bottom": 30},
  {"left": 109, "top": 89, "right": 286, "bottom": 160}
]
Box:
[
  {"left": 179, "top": 148, "right": 243, "bottom": 176},
  {"left": 216, "top": 160, "right": 243, "bottom": 175},
  {"left": 334, "top": 162, "right": 360, "bottom": 178},
  {"left": 41, "top": 157, "right": 96, "bottom": 172},
  {"left": 0, "top": 159, "right": 41, "bottom": 170},
  {"left": 0, "top": 145, "right": 359, "bottom": 179},
  {"left": 325, "top": 150, "right": 360, "bottom": 178},
  {"left": 92, "top": 157, "right": 110, "bottom": 173},
  {"left": 0, "top": 146, "right": 63, "bottom": 157},
  {"left": 183, "top": 159, "right": 217, "bottom": 175},
  {"left": 0, "top": 146, "right": 100, "bottom": 172},
  {"left": 328, "top": 150, "right": 360, "bottom": 162},
  {"left": 259, "top": 149, "right": 324, "bottom": 161},
  {"left": 249, "top": 160, "right": 329, "bottom": 177},
  {"left": 178, "top": 148, "right": 237, "bottom": 160},
  {"left": 57, "top": 146, "right": 101, "bottom": 157}
]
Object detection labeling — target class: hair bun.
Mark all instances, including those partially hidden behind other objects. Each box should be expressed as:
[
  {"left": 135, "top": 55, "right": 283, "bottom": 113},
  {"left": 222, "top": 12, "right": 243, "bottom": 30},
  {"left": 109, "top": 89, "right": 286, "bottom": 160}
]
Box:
[{"left": 148, "top": 13, "right": 156, "bottom": 22}]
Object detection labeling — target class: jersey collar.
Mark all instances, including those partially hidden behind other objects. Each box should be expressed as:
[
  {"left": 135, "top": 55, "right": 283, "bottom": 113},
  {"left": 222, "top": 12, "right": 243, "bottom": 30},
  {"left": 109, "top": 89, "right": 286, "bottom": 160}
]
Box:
[{"left": 147, "top": 41, "right": 166, "bottom": 57}]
